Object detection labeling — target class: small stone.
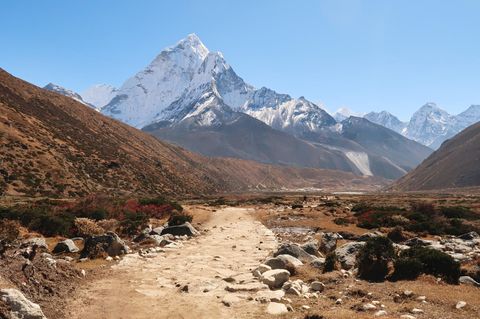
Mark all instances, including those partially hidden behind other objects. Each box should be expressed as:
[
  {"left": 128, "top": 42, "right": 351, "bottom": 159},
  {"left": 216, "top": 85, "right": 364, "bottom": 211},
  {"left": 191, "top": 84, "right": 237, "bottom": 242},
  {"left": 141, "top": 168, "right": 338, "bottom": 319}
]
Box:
[
  {"left": 400, "top": 315, "right": 416, "bottom": 319},
  {"left": 301, "top": 305, "right": 310, "bottom": 310},
  {"left": 266, "top": 302, "right": 289, "bottom": 315},
  {"left": 80, "top": 269, "right": 86, "bottom": 277},
  {"left": 363, "top": 303, "right": 377, "bottom": 311},
  {"left": 416, "top": 296, "right": 426, "bottom": 302},
  {"left": 456, "top": 301, "right": 467, "bottom": 309},
  {"left": 105, "top": 256, "right": 113, "bottom": 261},
  {"left": 374, "top": 310, "right": 387, "bottom": 317},
  {"left": 411, "top": 308, "right": 424, "bottom": 314},
  {"left": 335, "top": 298, "right": 342, "bottom": 304},
  {"left": 403, "top": 290, "right": 413, "bottom": 297},
  {"left": 310, "top": 281, "right": 325, "bottom": 292},
  {"left": 222, "top": 295, "right": 240, "bottom": 307}
]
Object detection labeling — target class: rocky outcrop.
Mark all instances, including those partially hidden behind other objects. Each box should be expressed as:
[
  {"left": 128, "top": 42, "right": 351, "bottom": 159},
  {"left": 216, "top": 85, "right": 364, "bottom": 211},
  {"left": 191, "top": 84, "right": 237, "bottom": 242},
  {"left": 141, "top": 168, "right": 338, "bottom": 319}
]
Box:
[
  {"left": 52, "top": 239, "right": 79, "bottom": 254},
  {"left": 160, "top": 222, "right": 199, "bottom": 237},
  {"left": 0, "top": 289, "right": 46, "bottom": 319},
  {"left": 80, "top": 232, "right": 129, "bottom": 259}
]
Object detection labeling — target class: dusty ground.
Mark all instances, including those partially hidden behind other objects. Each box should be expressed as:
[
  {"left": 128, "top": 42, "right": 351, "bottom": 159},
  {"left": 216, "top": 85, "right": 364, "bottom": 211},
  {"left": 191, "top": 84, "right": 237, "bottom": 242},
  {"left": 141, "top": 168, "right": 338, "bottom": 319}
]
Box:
[{"left": 65, "top": 207, "right": 278, "bottom": 319}]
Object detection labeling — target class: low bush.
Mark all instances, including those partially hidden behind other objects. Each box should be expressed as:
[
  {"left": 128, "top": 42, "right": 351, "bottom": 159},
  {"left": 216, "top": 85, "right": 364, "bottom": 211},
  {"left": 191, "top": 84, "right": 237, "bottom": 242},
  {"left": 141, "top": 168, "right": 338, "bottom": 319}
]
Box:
[
  {"left": 0, "top": 219, "right": 20, "bottom": 243},
  {"left": 74, "top": 218, "right": 104, "bottom": 237},
  {"left": 97, "top": 219, "right": 120, "bottom": 233},
  {"left": 440, "top": 206, "right": 478, "bottom": 220},
  {"left": 168, "top": 213, "right": 193, "bottom": 226},
  {"left": 387, "top": 226, "right": 408, "bottom": 243},
  {"left": 391, "top": 257, "right": 423, "bottom": 280},
  {"left": 400, "top": 246, "right": 461, "bottom": 283},
  {"left": 333, "top": 217, "right": 350, "bottom": 226},
  {"left": 357, "top": 237, "right": 395, "bottom": 282},
  {"left": 291, "top": 203, "right": 303, "bottom": 209},
  {"left": 120, "top": 212, "right": 148, "bottom": 236}
]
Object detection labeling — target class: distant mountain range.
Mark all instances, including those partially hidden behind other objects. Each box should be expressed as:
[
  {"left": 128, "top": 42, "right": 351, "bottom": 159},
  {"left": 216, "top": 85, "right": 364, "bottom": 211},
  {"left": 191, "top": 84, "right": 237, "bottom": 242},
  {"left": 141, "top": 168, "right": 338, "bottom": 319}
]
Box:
[
  {"left": 42, "top": 34, "right": 433, "bottom": 180},
  {"left": 1, "top": 68, "right": 386, "bottom": 197},
  {"left": 365, "top": 103, "right": 480, "bottom": 149},
  {"left": 391, "top": 121, "right": 480, "bottom": 191}
]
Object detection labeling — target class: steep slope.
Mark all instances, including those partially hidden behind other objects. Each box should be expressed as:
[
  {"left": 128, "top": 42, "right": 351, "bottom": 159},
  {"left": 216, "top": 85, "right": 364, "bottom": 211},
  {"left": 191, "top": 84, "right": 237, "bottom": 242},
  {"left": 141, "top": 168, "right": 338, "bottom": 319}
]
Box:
[
  {"left": 364, "top": 111, "right": 406, "bottom": 134},
  {"left": 0, "top": 69, "right": 385, "bottom": 197},
  {"left": 391, "top": 121, "right": 480, "bottom": 191}
]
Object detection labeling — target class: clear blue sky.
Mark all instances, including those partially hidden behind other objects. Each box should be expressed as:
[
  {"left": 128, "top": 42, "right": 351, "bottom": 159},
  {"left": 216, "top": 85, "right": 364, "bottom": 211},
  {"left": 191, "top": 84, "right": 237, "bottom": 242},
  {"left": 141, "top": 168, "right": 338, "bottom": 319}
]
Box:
[{"left": 1, "top": 0, "right": 479, "bottom": 120}]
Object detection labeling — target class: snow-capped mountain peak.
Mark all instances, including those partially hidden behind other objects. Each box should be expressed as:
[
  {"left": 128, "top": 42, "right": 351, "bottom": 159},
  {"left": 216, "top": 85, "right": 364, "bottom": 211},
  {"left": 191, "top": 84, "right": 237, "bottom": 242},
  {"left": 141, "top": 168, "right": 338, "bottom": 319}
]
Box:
[
  {"left": 364, "top": 110, "right": 407, "bottom": 134},
  {"left": 81, "top": 84, "right": 118, "bottom": 110},
  {"left": 43, "top": 83, "right": 93, "bottom": 108},
  {"left": 333, "top": 107, "right": 363, "bottom": 122}
]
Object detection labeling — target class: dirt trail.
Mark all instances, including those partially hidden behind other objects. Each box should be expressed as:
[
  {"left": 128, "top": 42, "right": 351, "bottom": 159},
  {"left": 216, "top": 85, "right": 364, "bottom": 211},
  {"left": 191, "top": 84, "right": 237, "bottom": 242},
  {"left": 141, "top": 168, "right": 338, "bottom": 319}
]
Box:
[{"left": 66, "top": 207, "right": 278, "bottom": 319}]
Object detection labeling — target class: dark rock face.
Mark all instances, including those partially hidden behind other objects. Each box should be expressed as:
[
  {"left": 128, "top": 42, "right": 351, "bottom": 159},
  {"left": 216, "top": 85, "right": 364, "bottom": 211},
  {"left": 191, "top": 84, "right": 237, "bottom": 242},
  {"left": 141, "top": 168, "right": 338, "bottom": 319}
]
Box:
[
  {"left": 52, "top": 239, "right": 79, "bottom": 254},
  {"left": 80, "top": 232, "right": 129, "bottom": 258},
  {"left": 160, "top": 222, "right": 199, "bottom": 237}
]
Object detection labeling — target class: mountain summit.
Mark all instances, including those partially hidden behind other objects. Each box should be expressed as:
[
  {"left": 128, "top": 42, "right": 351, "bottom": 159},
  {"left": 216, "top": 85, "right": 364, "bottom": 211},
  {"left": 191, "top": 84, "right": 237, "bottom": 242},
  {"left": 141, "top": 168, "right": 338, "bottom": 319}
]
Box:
[{"left": 81, "top": 34, "right": 432, "bottom": 179}]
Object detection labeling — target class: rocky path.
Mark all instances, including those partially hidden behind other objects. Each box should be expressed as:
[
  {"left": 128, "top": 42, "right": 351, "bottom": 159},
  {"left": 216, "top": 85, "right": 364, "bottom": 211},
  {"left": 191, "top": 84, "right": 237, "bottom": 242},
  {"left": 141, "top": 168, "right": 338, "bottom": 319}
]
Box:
[{"left": 66, "top": 207, "right": 278, "bottom": 319}]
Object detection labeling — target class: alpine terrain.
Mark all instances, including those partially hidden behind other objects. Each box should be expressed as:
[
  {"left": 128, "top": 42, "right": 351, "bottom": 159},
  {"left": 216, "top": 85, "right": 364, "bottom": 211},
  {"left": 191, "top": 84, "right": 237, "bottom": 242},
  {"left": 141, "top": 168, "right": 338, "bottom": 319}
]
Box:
[{"left": 80, "top": 34, "right": 431, "bottom": 180}]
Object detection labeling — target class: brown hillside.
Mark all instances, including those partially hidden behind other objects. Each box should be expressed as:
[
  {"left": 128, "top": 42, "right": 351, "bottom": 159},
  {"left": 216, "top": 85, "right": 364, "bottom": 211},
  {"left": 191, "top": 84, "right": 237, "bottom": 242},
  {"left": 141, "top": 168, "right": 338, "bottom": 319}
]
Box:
[
  {"left": 391, "top": 121, "right": 480, "bottom": 191},
  {"left": 0, "top": 69, "right": 385, "bottom": 197}
]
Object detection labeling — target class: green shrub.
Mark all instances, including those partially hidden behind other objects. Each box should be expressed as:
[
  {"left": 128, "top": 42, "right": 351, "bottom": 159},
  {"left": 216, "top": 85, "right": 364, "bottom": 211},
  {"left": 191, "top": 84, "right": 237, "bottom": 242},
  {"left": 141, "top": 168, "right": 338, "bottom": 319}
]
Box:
[
  {"left": 333, "top": 217, "right": 350, "bottom": 226},
  {"left": 391, "top": 257, "right": 423, "bottom": 280},
  {"left": 323, "top": 252, "right": 338, "bottom": 272},
  {"left": 440, "top": 206, "right": 478, "bottom": 220},
  {"left": 27, "top": 212, "right": 74, "bottom": 237},
  {"left": 357, "top": 237, "right": 395, "bottom": 282},
  {"left": 120, "top": 212, "right": 148, "bottom": 236},
  {"left": 400, "top": 247, "right": 460, "bottom": 283},
  {"left": 387, "top": 226, "right": 407, "bottom": 243},
  {"left": 168, "top": 213, "right": 193, "bottom": 226}
]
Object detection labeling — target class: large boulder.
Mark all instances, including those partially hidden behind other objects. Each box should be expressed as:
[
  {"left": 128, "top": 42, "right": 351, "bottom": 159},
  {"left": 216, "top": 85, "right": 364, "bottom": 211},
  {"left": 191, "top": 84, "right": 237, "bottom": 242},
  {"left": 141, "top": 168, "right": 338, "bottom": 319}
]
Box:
[
  {"left": 160, "top": 222, "right": 199, "bottom": 237},
  {"left": 52, "top": 239, "right": 79, "bottom": 254},
  {"left": 335, "top": 241, "right": 366, "bottom": 270},
  {"left": 273, "top": 243, "right": 315, "bottom": 262},
  {"left": 265, "top": 254, "right": 303, "bottom": 270},
  {"left": 80, "top": 232, "right": 129, "bottom": 259},
  {"left": 266, "top": 302, "right": 289, "bottom": 315},
  {"left": 0, "top": 288, "right": 46, "bottom": 319},
  {"left": 301, "top": 241, "right": 320, "bottom": 256},
  {"left": 261, "top": 269, "right": 290, "bottom": 289},
  {"left": 319, "top": 232, "right": 341, "bottom": 253}
]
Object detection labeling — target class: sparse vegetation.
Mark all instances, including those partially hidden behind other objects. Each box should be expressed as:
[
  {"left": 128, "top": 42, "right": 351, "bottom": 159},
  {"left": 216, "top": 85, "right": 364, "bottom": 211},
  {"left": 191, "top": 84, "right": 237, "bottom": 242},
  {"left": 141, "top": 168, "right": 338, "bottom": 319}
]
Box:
[
  {"left": 399, "top": 246, "right": 461, "bottom": 284},
  {"left": 74, "top": 218, "right": 104, "bottom": 237},
  {"left": 357, "top": 237, "right": 395, "bottom": 282}
]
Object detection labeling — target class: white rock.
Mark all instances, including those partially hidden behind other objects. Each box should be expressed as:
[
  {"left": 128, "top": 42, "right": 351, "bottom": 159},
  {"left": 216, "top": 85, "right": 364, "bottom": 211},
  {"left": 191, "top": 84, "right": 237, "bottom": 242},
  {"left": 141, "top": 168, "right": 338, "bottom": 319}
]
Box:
[
  {"left": 301, "top": 305, "right": 310, "bottom": 310},
  {"left": 400, "top": 315, "right": 416, "bottom": 319},
  {"left": 335, "top": 298, "right": 342, "bottom": 304},
  {"left": 261, "top": 269, "right": 290, "bottom": 289},
  {"left": 0, "top": 289, "right": 47, "bottom": 319},
  {"left": 456, "top": 301, "right": 467, "bottom": 309},
  {"left": 106, "top": 256, "right": 113, "bottom": 261},
  {"left": 363, "top": 303, "right": 377, "bottom": 311},
  {"left": 81, "top": 269, "right": 86, "bottom": 277},
  {"left": 374, "top": 310, "right": 388, "bottom": 317},
  {"left": 416, "top": 296, "right": 426, "bottom": 302},
  {"left": 266, "top": 302, "right": 289, "bottom": 315}
]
